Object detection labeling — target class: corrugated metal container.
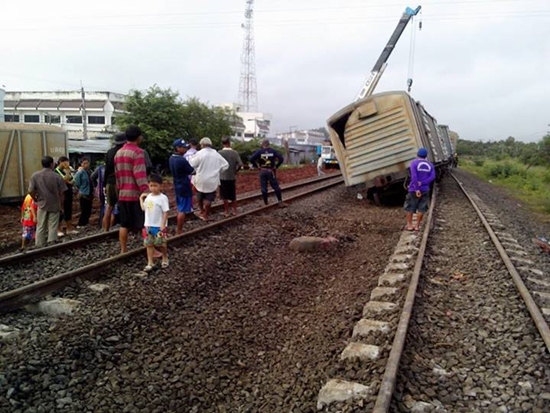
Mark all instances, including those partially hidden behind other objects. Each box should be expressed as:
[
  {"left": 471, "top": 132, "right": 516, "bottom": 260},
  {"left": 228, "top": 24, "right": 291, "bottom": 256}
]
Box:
[
  {"left": 327, "top": 91, "right": 435, "bottom": 188},
  {"left": 0, "top": 123, "right": 67, "bottom": 202},
  {"left": 438, "top": 124, "right": 454, "bottom": 154}
]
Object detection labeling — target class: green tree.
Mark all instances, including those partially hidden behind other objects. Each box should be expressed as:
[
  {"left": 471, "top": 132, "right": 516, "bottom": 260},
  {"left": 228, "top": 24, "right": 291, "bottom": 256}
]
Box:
[{"left": 115, "top": 85, "right": 238, "bottom": 163}]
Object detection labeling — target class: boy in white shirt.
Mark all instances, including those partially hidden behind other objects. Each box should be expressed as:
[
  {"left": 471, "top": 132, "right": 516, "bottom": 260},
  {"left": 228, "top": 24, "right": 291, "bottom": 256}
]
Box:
[{"left": 139, "top": 174, "right": 170, "bottom": 272}]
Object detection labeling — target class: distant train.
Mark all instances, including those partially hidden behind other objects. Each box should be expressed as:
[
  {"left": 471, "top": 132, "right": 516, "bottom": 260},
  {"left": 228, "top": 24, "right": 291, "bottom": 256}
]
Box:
[{"left": 327, "top": 91, "right": 458, "bottom": 200}]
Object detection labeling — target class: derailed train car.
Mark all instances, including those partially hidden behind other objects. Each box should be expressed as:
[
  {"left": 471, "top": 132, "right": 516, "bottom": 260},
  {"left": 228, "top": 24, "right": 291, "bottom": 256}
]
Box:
[
  {"left": 327, "top": 91, "right": 453, "bottom": 197},
  {"left": 0, "top": 123, "right": 67, "bottom": 203}
]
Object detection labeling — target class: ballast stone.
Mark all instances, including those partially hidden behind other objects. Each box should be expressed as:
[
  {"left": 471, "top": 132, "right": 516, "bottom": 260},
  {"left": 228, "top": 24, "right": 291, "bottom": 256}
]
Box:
[
  {"left": 25, "top": 298, "right": 82, "bottom": 316},
  {"left": 0, "top": 324, "right": 20, "bottom": 342},
  {"left": 378, "top": 273, "right": 405, "bottom": 286},
  {"left": 317, "top": 379, "right": 373, "bottom": 410},
  {"left": 353, "top": 319, "right": 391, "bottom": 337},
  {"left": 288, "top": 236, "right": 338, "bottom": 252},
  {"left": 370, "top": 287, "right": 398, "bottom": 300},
  {"left": 341, "top": 342, "right": 380, "bottom": 361},
  {"left": 363, "top": 301, "right": 397, "bottom": 316},
  {"left": 89, "top": 283, "right": 110, "bottom": 292}
]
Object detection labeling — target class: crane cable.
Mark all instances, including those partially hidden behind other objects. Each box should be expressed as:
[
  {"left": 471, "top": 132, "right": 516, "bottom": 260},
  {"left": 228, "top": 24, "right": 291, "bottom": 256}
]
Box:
[{"left": 407, "top": 9, "right": 422, "bottom": 93}]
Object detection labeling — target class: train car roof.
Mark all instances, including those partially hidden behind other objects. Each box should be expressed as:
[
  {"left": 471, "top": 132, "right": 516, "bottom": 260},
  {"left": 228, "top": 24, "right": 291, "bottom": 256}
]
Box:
[{"left": 0, "top": 122, "right": 65, "bottom": 132}]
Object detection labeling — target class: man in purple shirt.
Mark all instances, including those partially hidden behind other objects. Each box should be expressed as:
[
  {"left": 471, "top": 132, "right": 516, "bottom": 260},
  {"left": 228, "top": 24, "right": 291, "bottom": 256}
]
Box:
[{"left": 404, "top": 147, "right": 435, "bottom": 231}]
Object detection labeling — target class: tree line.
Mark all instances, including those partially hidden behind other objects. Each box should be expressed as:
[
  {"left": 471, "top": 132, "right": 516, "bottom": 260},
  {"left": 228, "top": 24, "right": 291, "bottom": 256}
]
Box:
[{"left": 457, "top": 134, "right": 550, "bottom": 168}]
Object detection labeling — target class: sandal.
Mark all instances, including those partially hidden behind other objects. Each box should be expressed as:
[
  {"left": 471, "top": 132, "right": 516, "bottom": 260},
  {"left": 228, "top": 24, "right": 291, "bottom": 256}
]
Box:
[
  {"left": 144, "top": 265, "right": 154, "bottom": 272},
  {"left": 161, "top": 260, "right": 169, "bottom": 268}
]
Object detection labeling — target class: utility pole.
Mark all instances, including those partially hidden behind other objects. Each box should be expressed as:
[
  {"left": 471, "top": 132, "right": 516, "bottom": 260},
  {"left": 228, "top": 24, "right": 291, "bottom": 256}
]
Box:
[
  {"left": 238, "top": 0, "right": 258, "bottom": 112},
  {"left": 80, "top": 81, "right": 88, "bottom": 140}
]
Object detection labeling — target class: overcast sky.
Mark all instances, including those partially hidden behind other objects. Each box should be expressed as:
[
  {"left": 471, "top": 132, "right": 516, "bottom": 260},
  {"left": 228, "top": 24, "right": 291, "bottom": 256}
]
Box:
[{"left": 1, "top": 0, "right": 549, "bottom": 142}]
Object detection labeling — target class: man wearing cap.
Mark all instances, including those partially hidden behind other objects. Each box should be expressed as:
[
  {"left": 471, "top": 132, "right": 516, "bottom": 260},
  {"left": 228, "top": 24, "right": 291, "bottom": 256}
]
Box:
[
  {"left": 114, "top": 125, "right": 149, "bottom": 253},
  {"left": 249, "top": 139, "right": 286, "bottom": 207},
  {"left": 404, "top": 147, "right": 435, "bottom": 231},
  {"left": 103, "top": 132, "right": 126, "bottom": 231},
  {"left": 188, "top": 137, "right": 229, "bottom": 221},
  {"left": 169, "top": 138, "right": 195, "bottom": 234}
]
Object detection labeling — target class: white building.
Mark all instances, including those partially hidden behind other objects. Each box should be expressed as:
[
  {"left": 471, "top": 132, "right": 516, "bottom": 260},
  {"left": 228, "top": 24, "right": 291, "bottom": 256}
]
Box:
[
  {"left": 276, "top": 129, "right": 327, "bottom": 146},
  {"left": 2, "top": 91, "right": 125, "bottom": 140},
  {"left": 219, "top": 102, "right": 272, "bottom": 141}
]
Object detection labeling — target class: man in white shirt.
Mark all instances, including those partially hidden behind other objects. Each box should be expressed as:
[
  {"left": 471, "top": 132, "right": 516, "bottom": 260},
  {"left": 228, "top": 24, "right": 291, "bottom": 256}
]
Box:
[{"left": 188, "top": 137, "right": 229, "bottom": 221}]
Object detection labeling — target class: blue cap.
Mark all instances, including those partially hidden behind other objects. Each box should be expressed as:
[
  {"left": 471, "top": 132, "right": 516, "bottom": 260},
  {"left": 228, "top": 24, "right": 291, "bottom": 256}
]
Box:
[
  {"left": 417, "top": 147, "right": 428, "bottom": 158},
  {"left": 173, "top": 138, "right": 189, "bottom": 148}
]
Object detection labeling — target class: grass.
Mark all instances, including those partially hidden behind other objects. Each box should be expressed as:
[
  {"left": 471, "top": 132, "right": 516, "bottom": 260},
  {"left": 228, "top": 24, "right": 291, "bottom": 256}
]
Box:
[{"left": 461, "top": 157, "right": 550, "bottom": 216}]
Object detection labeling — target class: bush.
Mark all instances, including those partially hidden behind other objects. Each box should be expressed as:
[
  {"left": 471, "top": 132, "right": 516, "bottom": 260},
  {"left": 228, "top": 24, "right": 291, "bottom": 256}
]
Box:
[{"left": 484, "top": 161, "right": 524, "bottom": 179}]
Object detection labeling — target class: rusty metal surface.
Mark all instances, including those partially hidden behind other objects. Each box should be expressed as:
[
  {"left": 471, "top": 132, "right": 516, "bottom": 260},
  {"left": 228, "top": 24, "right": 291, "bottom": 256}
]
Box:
[
  {"left": 452, "top": 174, "right": 550, "bottom": 353},
  {"left": 0, "top": 123, "right": 67, "bottom": 201},
  {"left": 327, "top": 91, "right": 431, "bottom": 188},
  {"left": 0, "top": 177, "right": 343, "bottom": 313},
  {"left": 372, "top": 188, "right": 437, "bottom": 413}
]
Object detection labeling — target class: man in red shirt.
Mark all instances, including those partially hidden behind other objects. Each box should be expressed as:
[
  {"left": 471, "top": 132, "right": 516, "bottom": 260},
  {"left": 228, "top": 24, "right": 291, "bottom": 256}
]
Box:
[{"left": 114, "top": 125, "right": 149, "bottom": 253}]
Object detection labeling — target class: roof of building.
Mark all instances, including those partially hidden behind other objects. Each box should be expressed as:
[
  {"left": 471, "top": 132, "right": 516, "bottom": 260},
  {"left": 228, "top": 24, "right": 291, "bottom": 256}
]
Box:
[
  {"left": 68, "top": 139, "right": 112, "bottom": 154},
  {"left": 3, "top": 99, "right": 124, "bottom": 111}
]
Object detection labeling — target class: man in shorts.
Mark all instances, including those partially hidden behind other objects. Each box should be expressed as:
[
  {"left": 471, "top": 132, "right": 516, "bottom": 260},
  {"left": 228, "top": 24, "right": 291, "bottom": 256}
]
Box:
[
  {"left": 103, "top": 132, "right": 126, "bottom": 231},
  {"left": 114, "top": 125, "right": 149, "bottom": 253},
  {"left": 169, "top": 138, "right": 195, "bottom": 234},
  {"left": 218, "top": 136, "right": 243, "bottom": 216},
  {"left": 404, "top": 147, "right": 436, "bottom": 231},
  {"left": 188, "top": 137, "right": 229, "bottom": 221}
]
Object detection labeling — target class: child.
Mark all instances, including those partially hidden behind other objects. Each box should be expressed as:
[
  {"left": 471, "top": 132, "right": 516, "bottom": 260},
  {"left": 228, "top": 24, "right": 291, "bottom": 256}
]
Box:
[
  {"left": 21, "top": 193, "right": 37, "bottom": 249},
  {"left": 139, "top": 174, "right": 170, "bottom": 272}
]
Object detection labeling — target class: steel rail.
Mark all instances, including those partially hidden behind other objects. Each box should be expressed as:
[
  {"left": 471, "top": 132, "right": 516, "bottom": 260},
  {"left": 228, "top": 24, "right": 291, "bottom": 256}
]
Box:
[
  {"left": 372, "top": 188, "right": 437, "bottom": 413},
  {"left": 0, "top": 173, "right": 341, "bottom": 266},
  {"left": 0, "top": 177, "right": 343, "bottom": 313},
  {"left": 451, "top": 173, "right": 550, "bottom": 353}
]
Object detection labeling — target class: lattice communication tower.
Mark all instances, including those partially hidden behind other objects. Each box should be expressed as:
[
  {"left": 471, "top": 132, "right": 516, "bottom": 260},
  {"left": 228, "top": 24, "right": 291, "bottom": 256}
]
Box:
[{"left": 238, "top": 0, "right": 258, "bottom": 112}]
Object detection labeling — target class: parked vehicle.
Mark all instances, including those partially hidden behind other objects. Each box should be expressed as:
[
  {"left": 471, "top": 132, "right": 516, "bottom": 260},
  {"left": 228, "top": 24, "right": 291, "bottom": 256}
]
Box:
[{"left": 0, "top": 123, "right": 68, "bottom": 203}]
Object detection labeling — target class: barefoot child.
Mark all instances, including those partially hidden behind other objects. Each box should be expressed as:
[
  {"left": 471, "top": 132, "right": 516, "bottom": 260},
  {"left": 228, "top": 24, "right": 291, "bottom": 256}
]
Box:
[
  {"left": 21, "top": 193, "right": 37, "bottom": 249},
  {"left": 139, "top": 174, "right": 170, "bottom": 272}
]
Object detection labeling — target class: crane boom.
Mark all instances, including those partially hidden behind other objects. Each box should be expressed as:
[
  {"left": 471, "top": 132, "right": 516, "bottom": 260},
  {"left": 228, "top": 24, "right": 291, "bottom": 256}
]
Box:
[{"left": 355, "top": 5, "right": 421, "bottom": 102}]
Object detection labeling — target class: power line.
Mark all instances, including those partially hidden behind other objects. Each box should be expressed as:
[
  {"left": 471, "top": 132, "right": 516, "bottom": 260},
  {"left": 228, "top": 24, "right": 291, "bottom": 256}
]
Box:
[
  {"left": 1, "top": 10, "right": 549, "bottom": 33},
  {"left": 0, "top": 0, "right": 543, "bottom": 23}
]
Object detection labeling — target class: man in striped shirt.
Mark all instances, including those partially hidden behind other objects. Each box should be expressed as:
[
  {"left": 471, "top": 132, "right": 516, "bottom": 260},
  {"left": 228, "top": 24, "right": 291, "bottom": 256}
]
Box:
[{"left": 115, "top": 125, "right": 149, "bottom": 253}]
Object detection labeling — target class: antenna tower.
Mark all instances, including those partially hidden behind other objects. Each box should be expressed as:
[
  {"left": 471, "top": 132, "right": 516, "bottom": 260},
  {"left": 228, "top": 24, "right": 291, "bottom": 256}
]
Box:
[{"left": 238, "top": 0, "right": 258, "bottom": 112}]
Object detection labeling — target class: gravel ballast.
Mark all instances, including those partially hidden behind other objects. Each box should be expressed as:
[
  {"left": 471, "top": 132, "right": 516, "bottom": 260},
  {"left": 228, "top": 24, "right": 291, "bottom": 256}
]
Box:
[
  {"left": 393, "top": 175, "right": 550, "bottom": 413},
  {"left": 0, "top": 185, "right": 403, "bottom": 412}
]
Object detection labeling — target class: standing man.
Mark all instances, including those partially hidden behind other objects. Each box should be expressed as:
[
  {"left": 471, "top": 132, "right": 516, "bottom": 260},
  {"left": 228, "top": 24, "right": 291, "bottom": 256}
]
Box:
[
  {"left": 55, "top": 156, "right": 77, "bottom": 236},
  {"left": 188, "top": 137, "right": 229, "bottom": 221},
  {"left": 249, "top": 138, "right": 286, "bottom": 207},
  {"left": 103, "top": 132, "right": 126, "bottom": 231},
  {"left": 29, "top": 156, "right": 67, "bottom": 247},
  {"left": 218, "top": 136, "right": 243, "bottom": 217},
  {"left": 115, "top": 125, "right": 149, "bottom": 253},
  {"left": 74, "top": 157, "right": 94, "bottom": 228},
  {"left": 169, "top": 138, "right": 195, "bottom": 234},
  {"left": 317, "top": 154, "right": 325, "bottom": 176},
  {"left": 404, "top": 147, "right": 436, "bottom": 231}
]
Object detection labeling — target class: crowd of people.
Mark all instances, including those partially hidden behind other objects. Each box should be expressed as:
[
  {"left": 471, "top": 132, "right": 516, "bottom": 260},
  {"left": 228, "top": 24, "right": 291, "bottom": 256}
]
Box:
[{"left": 22, "top": 126, "right": 288, "bottom": 271}]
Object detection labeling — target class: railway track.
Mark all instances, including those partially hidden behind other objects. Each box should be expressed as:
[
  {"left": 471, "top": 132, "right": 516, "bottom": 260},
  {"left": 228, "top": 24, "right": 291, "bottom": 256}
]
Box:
[
  {"left": 317, "top": 173, "right": 550, "bottom": 412},
  {"left": 0, "top": 174, "right": 343, "bottom": 313}
]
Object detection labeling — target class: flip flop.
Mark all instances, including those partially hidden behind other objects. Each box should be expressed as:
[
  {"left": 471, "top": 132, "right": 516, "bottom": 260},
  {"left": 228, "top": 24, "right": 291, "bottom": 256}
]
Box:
[{"left": 404, "top": 226, "right": 415, "bottom": 231}]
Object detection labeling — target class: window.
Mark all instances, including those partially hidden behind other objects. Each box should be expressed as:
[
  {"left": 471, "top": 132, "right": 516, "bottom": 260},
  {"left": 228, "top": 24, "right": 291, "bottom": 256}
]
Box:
[
  {"left": 4, "top": 114, "right": 20, "bottom": 122},
  {"left": 24, "top": 115, "right": 40, "bottom": 123},
  {"left": 66, "top": 115, "right": 83, "bottom": 124},
  {"left": 45, "top": 114, "right": 61, "bottom": 124},
  {"left": 111, "top": 116, "right": 116, "bottom": 125},
  {"left": 88, "top": 116, "right": 105, "bottom": 125}
]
